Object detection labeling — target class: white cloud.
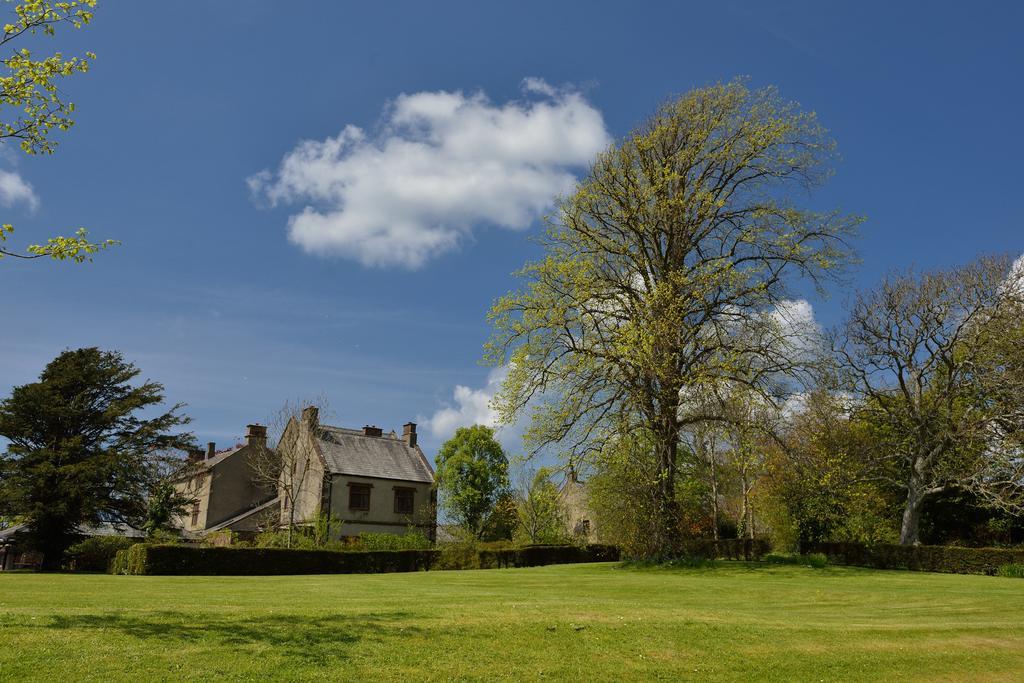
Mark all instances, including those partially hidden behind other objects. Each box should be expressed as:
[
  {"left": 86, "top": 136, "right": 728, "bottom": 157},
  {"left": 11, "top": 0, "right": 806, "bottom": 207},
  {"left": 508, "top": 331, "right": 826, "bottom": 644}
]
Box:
[
  {"left": 0, "top": 170, "right": 39, "bottom": 211},
  {"left": 1005, "top": 253, "right": 1024, "bottom": 298},
  {"left": 249, "top": 79, "right": 610, "bottom": 268},
  {"left": 422, "top": 365, "right": 508, "bottom": 441},
  {"left": 770, "top": 298, "right": 822, "bottom": 361}
]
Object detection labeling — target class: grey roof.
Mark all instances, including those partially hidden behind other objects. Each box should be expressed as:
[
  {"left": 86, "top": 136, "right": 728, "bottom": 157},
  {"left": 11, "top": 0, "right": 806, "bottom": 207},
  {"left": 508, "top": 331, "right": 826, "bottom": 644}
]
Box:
[
  {"left": 0, "top": 522, "right": 145, "bottom": 540},
  {"left": 316, "top": 425, "right": 434, "bottom": 483}
]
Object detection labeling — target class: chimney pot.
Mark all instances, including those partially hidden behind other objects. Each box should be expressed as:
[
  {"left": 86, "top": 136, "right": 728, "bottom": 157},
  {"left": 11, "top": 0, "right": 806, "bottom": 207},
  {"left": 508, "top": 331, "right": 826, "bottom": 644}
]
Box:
[
  {"left": 206, "top": 442, "right": 216, "bottom": 459},
  {"left": 402, "top": 422, "right": 417, "bottom": 448}
]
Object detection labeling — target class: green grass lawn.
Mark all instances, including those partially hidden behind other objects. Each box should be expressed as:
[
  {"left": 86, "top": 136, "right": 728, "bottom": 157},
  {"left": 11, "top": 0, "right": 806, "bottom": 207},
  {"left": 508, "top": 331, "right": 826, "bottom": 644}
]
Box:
[{"left": 2, "top": 562, "right": 1023, "bottom": 681}]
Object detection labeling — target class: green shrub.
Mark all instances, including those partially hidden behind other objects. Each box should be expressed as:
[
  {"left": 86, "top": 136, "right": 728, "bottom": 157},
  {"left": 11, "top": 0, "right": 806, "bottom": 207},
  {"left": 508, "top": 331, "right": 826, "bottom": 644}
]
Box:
[
  {"left": 762, "top": 552, "right": 828, "bottom": 568},
  {"left": 620, "top": 555, "right": 713, "bottom": 570},
  {"left": 111, "top": 543, "right": 148, "bottom": 575},
  {"left": 804, "top": 552, "right": 828, "bottom": 568},
  {"left": 66, "top": 536, "right": 139, "bottom": 572},
  {"left": 997, "top": 563, "right": 1024, "bottom": 578},
  {"left": 805, "top": 542, "right": 1024, "bottom": 575},
  {"left": 763, "top": 553, "right": 796, "bottom": 564},
  {"left": 354, "top": 531, "right": 432, "bottom": 551},
  {"left": 672, "top": 538, "right": 770, "bottom": 561},
  {"left": 435, "top": 537, "right": 480, "bottom": 570},
  {"left": 252, "top": 528, "right": 347, "bottom": 551},
  {"left": 146, "top": 529, "right": 182, "bottom": 545}
]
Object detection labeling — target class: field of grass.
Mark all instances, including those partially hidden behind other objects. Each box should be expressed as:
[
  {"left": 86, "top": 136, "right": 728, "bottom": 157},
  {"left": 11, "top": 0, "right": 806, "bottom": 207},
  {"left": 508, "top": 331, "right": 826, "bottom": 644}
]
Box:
[{"left": 2, "top": 562, "right": 1023, "bottom": 681}]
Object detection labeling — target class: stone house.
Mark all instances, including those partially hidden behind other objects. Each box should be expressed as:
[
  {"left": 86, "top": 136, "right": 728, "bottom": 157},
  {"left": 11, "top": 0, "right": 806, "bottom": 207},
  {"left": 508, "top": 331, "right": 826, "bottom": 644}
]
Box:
[
  {"left": 278, "top": 406, "right": 436, "bottom": 539},
  {"left": 560, "top": 470, "right": 596, "bottom": 541},
  {"left": 172, "top": 424, "right": 279, "bottom": 536}
]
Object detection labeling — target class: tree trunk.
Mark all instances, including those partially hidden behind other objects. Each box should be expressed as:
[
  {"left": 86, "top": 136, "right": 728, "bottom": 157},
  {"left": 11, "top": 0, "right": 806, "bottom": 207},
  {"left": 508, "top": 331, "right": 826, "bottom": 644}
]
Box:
[
  {"left": 746, "top": 492, "right": 755, "bottom": 541},
  {"left": 738, "top": 466, "right": 750, "bottom": 539},
  {"left": 654, "top": 421, "right": 680, "bottom": 555},
  {"left": 899, "top": 469, "right": 927, "bottom": 545},
  {"left": 709, "top": 444, "right": 720, "bottom": 541}
]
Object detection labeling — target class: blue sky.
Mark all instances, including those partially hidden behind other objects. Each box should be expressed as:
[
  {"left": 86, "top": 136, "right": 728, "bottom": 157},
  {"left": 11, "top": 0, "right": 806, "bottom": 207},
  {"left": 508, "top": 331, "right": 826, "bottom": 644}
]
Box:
[{"left": 2, "top": 1, "right": 1022, "bottom": 460}]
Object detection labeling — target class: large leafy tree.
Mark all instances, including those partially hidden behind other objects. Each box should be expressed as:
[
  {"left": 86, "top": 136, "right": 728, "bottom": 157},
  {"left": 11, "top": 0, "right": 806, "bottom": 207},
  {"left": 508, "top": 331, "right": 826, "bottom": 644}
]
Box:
[
  {"left": 0, "top": 0, "right": 115, "bottom": 263},
  {"left": 835, "top": 256, "right": 1024, "bottom": 544},
  {"left": 434, "top": 425, "right": 510, "bottom": 538},
  {"left": 757, "top": 390, "right": 899, "bottom": 549},
  {"left": 487, "top": 80, "right": 859, "bottom": 553},
  {"left": 0, "top": 348, "right": 192, "bottom": 567}
]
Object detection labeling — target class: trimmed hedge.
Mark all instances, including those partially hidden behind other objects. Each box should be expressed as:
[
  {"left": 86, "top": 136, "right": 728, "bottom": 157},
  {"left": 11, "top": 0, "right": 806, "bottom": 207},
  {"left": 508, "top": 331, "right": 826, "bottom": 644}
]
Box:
[
  {"left": 478, "top": 544, "right": 620, "bottom": 569},
  {"left": 114, "top": 544, "right": 437, "bottom": 575},
  {"left": 804, "top": 541, "right": 1024, "bottom": 576},
  {"left": 113, "top": 543, "right": 621, "bottom": 575}
]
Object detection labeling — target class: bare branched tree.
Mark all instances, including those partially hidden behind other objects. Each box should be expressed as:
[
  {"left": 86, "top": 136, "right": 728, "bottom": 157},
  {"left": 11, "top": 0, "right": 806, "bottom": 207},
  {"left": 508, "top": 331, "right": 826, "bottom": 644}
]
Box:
[
  {"left": 248, "top": 395, "right": 332, "bottom": 547},
  {"left": 835, "top": 255, "right": 1024, "bottom": 544}
]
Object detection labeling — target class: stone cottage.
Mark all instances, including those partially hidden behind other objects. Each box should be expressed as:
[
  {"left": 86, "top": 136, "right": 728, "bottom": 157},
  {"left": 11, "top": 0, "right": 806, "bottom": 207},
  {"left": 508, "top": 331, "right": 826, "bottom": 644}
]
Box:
[{"left": 277, "top": 406, "right": 436, "bottom": 539}]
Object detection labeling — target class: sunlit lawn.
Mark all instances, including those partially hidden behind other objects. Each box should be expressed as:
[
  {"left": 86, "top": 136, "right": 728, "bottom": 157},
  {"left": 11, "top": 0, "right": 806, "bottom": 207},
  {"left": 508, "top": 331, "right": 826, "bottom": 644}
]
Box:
[{"left": 2, "top": 562, "right": 1023, "bottom": 681}]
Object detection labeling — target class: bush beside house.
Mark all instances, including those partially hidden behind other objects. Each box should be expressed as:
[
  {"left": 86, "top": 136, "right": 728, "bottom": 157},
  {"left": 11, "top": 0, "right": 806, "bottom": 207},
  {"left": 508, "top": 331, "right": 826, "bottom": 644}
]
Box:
[{"left": 65, "top": 536, "right": 141, "bottom": 572}]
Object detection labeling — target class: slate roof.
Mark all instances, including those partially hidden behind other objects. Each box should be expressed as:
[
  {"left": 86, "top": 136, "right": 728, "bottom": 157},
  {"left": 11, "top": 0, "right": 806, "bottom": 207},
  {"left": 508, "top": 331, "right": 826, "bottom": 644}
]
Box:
[
  {"left": 0, "top": 522, "right": 146, "bottom": 540},
  {"left": 316, "top": 425, "right": 434, "bottom": 483}
]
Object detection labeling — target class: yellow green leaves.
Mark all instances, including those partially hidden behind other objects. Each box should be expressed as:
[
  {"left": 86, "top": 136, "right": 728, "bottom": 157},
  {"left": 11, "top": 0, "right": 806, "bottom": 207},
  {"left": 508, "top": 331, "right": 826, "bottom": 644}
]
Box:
[
  {"left": 486, "top": 79, "right": 860, "bottom": 472},
  {"left": 0, "top": 2, "right": 112, "bottom": 265},
  {"left": 26, "top": 227, "right": 117, "bottom": 262},
  {"left": 0, "top": 224, "right": 117, "bottom": 262},
  {"left": 1, "top": 44, "right": 94, "bottom": 155}
]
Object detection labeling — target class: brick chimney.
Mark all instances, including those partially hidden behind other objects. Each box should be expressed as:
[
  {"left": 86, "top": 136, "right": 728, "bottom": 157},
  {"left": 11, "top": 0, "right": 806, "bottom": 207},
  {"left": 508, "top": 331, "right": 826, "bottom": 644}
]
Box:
[
  {"left": 402, "top": 422, "right": 417, "bottom": 448},
  {"left": 246, "top": 424, "right": 267, "bottom": 447},
  {"left": 187, "top": 448, "right": 204, "bottom": 462},
  {"left": 363, "top": 425, "right": 383, "bottom": 437},
  {"left": 206, "top": 442, "right": 216, "bottom": 459}
]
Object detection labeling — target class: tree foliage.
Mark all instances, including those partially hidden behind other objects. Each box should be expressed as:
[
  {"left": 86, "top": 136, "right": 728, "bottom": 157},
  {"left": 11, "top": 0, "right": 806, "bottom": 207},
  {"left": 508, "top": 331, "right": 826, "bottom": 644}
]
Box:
[
  {"left": 0, "top": 348, "right": 192, "bottom": 567},
  {"left": 434, "top": 425, "right": 510, "bottom": 539},
  {"left": 586, "top": 428, "right": 710, "bottom": 558},
  {"left": 488, "top": 79, "right": 859, "bottom": 554},
  {"left": 757, "top": 391, "right": 899, "bottom": 550},
  {"left": 142, "top": 478, "right": 193, "bottom": 537},
  {"left": 513, "top": 466, "right": 568, "bottom": 545},
  {"left": 0, "top": 0, "right": 116, "bottom": 262}
]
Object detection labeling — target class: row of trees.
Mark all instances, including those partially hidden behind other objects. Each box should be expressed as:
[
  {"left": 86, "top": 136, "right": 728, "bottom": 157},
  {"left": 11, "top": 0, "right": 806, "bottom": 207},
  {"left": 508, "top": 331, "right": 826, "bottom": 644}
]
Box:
[{"left": 486, "top": 79, "right": 1024, "bottom": 557}]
